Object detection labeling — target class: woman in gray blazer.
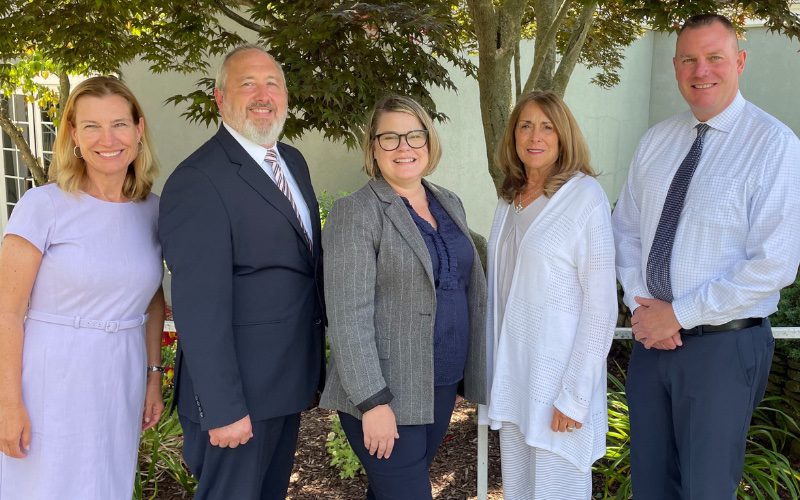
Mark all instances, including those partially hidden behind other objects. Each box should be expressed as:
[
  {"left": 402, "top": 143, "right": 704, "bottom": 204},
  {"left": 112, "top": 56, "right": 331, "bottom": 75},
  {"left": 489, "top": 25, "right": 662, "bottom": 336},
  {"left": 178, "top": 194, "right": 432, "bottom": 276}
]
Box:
[{"left": 320, "top": 95, "right": 487, "bottom": 499}]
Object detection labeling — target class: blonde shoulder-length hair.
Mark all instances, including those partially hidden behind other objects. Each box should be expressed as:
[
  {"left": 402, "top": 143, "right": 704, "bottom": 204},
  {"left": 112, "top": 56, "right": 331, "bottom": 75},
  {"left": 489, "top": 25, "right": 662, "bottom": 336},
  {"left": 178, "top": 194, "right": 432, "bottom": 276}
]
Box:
[
  {"left": 49, "top": 76, "right": 158, "bottom": 201},
  {"left": 496, "top": 90, "right": 596, "bottom": 203},
  {"left": 362, "top": 95, "right": 442, "bottom": 178}
]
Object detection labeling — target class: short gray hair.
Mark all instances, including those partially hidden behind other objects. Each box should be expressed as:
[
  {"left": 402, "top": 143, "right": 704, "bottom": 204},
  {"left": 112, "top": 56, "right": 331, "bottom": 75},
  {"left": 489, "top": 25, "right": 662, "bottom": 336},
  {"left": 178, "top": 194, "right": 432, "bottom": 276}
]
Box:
[{"left": 214, "top": 44, "right": 286, "bottom": 92}]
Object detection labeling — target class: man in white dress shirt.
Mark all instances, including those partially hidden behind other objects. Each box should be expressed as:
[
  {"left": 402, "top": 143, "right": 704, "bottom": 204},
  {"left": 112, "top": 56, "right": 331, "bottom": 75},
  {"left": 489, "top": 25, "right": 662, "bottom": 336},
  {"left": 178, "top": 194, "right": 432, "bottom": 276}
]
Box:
[{"left": 613, "top": 13, "right": 800, "bottom": 499}]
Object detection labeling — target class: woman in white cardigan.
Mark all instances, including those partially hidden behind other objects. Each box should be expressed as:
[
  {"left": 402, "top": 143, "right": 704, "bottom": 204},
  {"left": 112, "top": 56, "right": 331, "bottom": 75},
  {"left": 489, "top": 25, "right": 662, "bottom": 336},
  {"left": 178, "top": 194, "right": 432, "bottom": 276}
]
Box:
[{"left": 483, "top": 91, "right": 617, "bottom": 499}]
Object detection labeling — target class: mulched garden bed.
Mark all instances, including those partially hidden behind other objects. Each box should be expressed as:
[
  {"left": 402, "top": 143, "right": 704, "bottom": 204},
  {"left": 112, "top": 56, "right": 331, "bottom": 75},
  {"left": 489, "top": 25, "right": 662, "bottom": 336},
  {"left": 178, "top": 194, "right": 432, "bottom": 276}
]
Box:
[{"left": 286, "top": 401, "right": 504, "bottom": 499}]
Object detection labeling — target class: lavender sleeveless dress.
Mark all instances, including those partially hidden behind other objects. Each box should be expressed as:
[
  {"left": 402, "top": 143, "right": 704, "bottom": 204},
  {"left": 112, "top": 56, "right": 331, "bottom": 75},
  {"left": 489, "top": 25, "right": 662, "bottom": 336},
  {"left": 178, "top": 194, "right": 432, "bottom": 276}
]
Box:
[{"left": 0, "top": 184, "right": 162, "bottom": 499}]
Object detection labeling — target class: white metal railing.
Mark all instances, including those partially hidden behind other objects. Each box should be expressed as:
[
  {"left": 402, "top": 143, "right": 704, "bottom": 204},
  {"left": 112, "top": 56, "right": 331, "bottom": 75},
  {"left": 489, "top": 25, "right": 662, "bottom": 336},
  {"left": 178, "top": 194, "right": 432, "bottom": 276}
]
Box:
[
  {"left": 163, "top": 323, "right": 800, "bottom": 340},
  {"left": 163, "top": 321, "right": 800, "bottom": 499}
]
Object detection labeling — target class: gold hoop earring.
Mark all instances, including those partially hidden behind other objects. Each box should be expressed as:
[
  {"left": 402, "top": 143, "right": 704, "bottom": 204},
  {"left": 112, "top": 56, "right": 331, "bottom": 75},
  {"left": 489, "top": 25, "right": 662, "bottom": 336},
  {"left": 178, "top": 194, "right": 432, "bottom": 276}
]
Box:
[
  {"left": 73, "top": 146, "right": 83, "bottom": 159},
  {"left": 137, "top": 140, "right": 143, "bottom": 154}
]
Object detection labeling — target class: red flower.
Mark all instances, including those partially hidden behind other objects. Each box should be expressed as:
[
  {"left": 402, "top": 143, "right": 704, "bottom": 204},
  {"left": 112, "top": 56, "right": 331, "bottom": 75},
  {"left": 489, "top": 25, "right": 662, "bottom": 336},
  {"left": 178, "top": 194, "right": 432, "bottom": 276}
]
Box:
[{"left": 161, "top": 329, "right": 178, "bottom": 347}]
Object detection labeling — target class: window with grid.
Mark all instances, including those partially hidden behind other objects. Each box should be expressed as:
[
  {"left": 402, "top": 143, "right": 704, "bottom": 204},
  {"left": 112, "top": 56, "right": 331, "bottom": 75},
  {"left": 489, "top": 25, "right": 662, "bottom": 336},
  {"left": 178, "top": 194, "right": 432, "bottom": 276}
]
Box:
[{"left": 1, "top": 95, "right": 54, "bottom": 229}]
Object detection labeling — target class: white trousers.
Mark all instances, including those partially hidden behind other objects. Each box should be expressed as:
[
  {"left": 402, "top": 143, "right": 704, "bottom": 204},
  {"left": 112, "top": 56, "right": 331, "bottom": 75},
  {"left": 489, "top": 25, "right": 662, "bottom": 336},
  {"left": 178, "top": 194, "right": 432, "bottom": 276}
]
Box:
[{"left": 499, "top": 422, "right": 592, "bottom": 500}]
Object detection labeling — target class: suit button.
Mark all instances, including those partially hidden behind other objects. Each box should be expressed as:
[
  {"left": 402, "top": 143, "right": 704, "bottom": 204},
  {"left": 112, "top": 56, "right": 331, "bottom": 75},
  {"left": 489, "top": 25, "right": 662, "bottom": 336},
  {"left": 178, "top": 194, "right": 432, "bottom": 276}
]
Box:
[{"left": 314, "top": 318, "right": 322, "bottom": 326}]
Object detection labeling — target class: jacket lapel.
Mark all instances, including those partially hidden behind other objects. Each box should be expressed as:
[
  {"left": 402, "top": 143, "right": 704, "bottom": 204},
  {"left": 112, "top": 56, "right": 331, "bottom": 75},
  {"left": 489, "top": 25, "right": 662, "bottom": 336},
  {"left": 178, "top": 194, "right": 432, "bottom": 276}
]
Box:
[
  {"left": 278, "top": 142, "right": 321, "bottom": 253},
  {"left": 425, "top": 180, "right": 469, "bottom": 238},
  {"left": 369, "top": 178, "right": 435, "bottom": 287},
  {"left": 215, "top": 128, "right": 311, "bottom": 256}
]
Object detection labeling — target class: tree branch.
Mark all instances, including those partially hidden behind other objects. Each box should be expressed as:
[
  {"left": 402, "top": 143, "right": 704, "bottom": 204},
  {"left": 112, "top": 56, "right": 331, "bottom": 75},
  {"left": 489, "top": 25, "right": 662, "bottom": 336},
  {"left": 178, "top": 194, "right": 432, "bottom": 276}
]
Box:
[
  {"left": 497, "top": 0, "right": 528, "bottom": 59},
  {"left": 0, "top": 98, "right": 46, "bottom": 185},
  {"left": 552, "top": 1, "right": 597, "bottom": 96},
  {"left": 524, "top": 0, "right": 571, "bottom": 93},
  {"left": 212, "top": 0, "right": 267, "bottom": 34}
]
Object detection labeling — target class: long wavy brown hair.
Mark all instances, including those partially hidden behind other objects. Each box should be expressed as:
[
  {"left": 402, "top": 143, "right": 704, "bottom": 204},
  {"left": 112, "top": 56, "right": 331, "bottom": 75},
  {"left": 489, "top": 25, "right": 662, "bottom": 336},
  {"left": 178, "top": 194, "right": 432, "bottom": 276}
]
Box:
[{"left": 496, "top": 90, "right": 596, "bottom": 203}]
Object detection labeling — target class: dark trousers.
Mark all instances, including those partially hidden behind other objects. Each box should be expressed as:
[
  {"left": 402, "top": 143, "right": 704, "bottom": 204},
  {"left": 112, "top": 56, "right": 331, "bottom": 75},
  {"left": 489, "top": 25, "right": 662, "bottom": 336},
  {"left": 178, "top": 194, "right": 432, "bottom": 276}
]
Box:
[
  {"left": 626, "top": 320, "right": 774, "bottom": 500},
  {"left": 339, "top": 383, "right": 459, "bottom": 500},
  {"left": 180, "top": 413, "right": 301, "bottom": 500}
]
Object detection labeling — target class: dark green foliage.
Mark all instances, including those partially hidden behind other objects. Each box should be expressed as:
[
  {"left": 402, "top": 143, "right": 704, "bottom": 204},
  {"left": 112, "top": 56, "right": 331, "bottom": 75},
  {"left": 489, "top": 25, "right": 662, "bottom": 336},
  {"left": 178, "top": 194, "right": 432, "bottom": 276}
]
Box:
[
  {"left": 771, "top": 269, "right": 800, "bottom": 328},
  {"left": 771, "top": 269, "right": 800, "bottom": 362},
  {"left": 595, "top": 369, "right": 800, "bottom": 498},
  {"left": 168, "top": 1, "right": 472, "bottom": 149}
]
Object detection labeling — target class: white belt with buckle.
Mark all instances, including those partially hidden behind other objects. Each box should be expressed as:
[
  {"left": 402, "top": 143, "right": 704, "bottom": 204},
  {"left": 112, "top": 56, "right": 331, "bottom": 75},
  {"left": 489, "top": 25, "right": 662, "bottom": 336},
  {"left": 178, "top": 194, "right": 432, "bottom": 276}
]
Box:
[{"left": 26, "top": 309, "right": 148, "bottom": 333}]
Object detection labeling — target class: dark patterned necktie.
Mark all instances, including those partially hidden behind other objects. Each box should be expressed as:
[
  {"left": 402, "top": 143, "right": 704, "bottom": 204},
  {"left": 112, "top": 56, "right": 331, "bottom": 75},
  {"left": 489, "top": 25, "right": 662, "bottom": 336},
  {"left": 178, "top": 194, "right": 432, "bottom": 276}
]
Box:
[
  {"left": 646, "top": 123, "right": 710, "bottom": 302},
  {"left": 265, "top": 149, "right": 312, "bottom": 250}
]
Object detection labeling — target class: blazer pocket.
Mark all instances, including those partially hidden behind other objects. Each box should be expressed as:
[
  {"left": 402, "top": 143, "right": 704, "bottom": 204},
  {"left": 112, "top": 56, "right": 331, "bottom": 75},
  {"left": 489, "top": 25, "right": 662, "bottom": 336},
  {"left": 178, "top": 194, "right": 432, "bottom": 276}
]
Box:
[
  {"left": 376, "top": 336, "right": 390, "bottom": 359},
  {"left": 232, "top": 317, "right": 286, "bottom": 327}
]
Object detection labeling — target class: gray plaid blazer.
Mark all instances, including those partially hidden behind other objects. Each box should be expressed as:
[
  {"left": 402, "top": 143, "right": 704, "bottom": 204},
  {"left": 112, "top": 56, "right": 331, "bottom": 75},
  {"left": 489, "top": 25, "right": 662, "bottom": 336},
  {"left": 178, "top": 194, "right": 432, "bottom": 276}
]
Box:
[{"left": 319, "top": 177, "right": 487, "bottom": 425}]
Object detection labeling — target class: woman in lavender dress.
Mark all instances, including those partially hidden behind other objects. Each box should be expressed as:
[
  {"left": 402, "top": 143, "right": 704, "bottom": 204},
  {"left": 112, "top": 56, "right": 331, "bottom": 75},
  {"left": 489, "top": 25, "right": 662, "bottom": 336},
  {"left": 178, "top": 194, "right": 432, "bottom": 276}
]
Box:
[{"left": 0, "top": 76, "right": 165, "bottom": 499}]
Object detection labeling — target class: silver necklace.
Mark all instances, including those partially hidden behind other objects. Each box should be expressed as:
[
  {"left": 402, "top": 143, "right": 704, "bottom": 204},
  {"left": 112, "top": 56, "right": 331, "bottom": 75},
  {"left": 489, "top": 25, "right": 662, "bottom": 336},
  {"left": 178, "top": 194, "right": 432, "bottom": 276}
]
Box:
[{"left": 514, "top": 188, "right": 542, "bottom": 214}]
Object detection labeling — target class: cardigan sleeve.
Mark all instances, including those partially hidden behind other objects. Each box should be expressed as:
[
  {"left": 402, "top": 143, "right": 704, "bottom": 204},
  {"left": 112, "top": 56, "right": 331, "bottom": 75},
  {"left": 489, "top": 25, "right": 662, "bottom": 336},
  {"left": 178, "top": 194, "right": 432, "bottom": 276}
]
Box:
[
  {"left": 554, "top": 198, "right": 618, "bottom": 423},
  {"left": 323, "top": 195, "right": 393, "bottom": 409}
]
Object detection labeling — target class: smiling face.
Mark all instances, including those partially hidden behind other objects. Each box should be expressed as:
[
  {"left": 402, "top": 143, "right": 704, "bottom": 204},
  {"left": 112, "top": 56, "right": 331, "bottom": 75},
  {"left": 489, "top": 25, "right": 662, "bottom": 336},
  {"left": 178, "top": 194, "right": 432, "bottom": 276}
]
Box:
[
  {"left": 373, "top": 111, "right": 430, "bottom": 190},
  {"left": 70, "top": 94, "right": 143, "bottom": 183},
  {"left": 215, "top": 49, "right": 288, "bottom": 147},
  {"left": 514, "top": 101, "right": 560, "bottom": 178},
  {"left": 674, "top": 20, "right": 746, "bottom": 121}
]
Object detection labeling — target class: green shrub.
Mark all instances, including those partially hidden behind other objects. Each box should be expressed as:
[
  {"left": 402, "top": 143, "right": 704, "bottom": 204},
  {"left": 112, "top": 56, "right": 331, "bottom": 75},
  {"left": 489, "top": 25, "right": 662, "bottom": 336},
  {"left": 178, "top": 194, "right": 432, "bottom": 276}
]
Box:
[
  {"left": 771, "top": 269, "right": 800, "bottom": 362},
  {"left": 325, "top": 414, "right": 365, "bottom": 479},
  {"left": 135, "top": 390, "right": 197, "bottom": 499},
  {"left": 134, "top": 313, "right": 195, "bottom": 500},
  {"left": 594, "top": 367, "right": 800, "bottom": 499},
  {"left": 594, "top": 371, "right": 633, "bottom": 498},
  {"left": 319, "top": 190, "right": 349, "bottom": 229},
  {"left": 741, "top": 397, "right": 800, "bottom": 499}
]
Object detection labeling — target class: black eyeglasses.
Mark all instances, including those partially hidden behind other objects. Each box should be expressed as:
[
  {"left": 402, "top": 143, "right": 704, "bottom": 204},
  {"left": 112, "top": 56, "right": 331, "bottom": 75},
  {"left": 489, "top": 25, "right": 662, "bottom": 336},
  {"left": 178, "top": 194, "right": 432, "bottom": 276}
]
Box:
[{"left": 373, "top": 130, "right": 429, "bottom": 151}]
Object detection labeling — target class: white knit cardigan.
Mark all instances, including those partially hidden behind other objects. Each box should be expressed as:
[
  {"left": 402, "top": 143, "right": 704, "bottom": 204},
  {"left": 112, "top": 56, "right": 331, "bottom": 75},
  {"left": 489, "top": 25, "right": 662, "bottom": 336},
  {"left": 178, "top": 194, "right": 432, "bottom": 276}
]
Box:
[{"left": 480, "top": 173, "right": 618, "bottom": 472}]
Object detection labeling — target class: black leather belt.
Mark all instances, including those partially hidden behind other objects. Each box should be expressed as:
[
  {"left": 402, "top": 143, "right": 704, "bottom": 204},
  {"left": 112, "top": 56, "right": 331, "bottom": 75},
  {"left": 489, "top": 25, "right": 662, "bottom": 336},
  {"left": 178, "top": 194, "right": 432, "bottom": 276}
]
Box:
[{"left": 680, "top": 318, "right": 763, "bottom": 337}]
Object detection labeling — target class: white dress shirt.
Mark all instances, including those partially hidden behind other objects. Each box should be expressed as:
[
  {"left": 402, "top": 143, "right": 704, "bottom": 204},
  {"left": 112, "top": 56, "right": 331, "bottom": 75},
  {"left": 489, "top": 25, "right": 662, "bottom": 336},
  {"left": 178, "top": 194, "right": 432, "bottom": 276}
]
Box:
[
  {"left": 613, "top": 92, "right": 800, "bottom": 329},
  {"left": 223, "top": 122, "right": 314, "bottom": 244}
]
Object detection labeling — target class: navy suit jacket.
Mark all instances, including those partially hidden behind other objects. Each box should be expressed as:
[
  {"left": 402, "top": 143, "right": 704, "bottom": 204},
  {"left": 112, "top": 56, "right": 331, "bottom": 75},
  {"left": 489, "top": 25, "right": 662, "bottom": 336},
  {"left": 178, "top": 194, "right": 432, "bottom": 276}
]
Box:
[{"left": 159, "top": 126, "right": 325, "bottom": 431}]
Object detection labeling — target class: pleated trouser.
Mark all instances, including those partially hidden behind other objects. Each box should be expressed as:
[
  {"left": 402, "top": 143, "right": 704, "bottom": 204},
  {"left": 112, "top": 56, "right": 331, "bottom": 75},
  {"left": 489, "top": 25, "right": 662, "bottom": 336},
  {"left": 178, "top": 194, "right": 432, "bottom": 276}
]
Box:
[{"left": 499, "top": 422, "right": 591, "bottom": 500}]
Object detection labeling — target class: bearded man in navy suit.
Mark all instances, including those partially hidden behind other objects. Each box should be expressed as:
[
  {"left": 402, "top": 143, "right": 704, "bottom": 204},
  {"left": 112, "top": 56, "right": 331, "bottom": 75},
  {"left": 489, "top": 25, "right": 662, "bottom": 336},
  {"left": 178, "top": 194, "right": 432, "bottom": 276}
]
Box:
[{"left": 159, "top": 45, "right": 325, "bottom": 500}]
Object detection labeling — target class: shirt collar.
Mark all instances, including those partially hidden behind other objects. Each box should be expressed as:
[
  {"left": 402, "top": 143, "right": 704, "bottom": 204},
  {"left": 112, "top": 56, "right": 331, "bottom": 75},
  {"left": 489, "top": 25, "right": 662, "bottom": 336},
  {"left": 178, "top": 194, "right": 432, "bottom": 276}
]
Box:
[
  {"left": 690, "top": 91, "right": 745, "bottom": 134},
  {"left": 223, "top": 121, "right": 278, "bottom": 166}
]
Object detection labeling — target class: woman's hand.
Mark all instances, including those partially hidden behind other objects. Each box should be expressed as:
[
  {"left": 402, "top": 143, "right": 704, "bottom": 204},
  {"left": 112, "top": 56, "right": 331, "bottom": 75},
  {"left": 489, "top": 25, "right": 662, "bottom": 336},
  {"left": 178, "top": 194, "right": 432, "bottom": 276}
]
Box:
[
  {"left": 0, "top": 401, "right": 31, "bottom": 458},
  {"left": 550, "top": 406, "right": 583, "bottom": 433},
  {"left": 141, "top": 373, "right": 165, "bottom": 431},
  {"left": 361, "top": 404, "right": 399, "bottom": 459}
]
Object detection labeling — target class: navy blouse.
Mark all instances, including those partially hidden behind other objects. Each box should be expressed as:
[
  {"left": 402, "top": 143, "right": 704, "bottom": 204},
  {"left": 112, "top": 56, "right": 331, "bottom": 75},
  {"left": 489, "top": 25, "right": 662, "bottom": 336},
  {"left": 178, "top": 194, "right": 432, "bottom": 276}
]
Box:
[{"left": 402, "top": 188, "right": 473, "bottom": 386}]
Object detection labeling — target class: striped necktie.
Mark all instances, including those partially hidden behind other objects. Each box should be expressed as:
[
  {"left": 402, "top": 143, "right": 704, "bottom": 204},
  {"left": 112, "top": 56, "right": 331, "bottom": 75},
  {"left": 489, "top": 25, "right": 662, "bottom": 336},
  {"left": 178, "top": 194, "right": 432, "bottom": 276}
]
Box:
[
  {"left": 265, "top": 149, "right": 312, "bottom": 251},
  {"left": 646, "top": 123, "right": 710, "bottom": 302}
]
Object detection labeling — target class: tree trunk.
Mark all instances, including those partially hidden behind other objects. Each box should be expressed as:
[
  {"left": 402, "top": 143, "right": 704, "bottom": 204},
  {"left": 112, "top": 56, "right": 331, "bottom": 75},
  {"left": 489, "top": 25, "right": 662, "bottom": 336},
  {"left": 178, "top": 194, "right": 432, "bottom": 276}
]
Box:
[
  {"left": 0, "top": 98, "right": 46, "bottom": 186},
  {"left": 514, "top": 39, "right": 521, "bottom": 99},
  {"left": 58, "top": 70, "right": 70, "bottom": 125},
  {"left": 526, "top": 0, "right": 570, "bottom": 94},
  {"left": 466, "top": 0, "right": 527, "bottom": 194}
]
